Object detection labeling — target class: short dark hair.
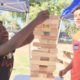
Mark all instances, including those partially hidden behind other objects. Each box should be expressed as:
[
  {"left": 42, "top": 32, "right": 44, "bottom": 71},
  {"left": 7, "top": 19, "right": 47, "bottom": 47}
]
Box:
[{"left": 72, "top": 6, "right": 80, "bottom": 13}]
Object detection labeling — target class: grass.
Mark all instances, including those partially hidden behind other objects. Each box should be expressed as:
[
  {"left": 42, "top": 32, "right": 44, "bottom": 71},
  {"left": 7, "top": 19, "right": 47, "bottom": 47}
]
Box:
[{"left": 9, "top": 45, "right": 30, "bottom": 80}]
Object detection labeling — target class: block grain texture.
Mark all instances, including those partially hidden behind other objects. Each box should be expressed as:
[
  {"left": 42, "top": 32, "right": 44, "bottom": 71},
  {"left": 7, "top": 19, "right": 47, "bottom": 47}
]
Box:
[{"left": 31, "top": 15, "right": 59, "bottom": 80}]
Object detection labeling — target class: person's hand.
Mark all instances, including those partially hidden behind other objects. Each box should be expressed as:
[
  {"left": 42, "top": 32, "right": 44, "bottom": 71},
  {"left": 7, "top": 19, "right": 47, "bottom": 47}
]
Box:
[
  {"left": 35, "top": 10, "right": 49, "bottom": 25},
  {"left": 59, "top": 69, "right": 67, "bottom": 77}
]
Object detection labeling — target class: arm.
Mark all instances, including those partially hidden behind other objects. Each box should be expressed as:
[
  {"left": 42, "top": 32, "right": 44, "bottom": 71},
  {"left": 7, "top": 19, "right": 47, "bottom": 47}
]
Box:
[
  {"left": 59, "top": 61, "right": 72, "bottom": 77},
  {"left": 9, "top": 33, "right": 34, "bottom": 53},
  {"left": 0, "top": 10, "right": 49, "bottom": 55},
  {"left": 19, "top": 33, "right": 34, "bottom": 47},
  {"left": 64, "top": 61, "right": 72, "bottom": 71}
]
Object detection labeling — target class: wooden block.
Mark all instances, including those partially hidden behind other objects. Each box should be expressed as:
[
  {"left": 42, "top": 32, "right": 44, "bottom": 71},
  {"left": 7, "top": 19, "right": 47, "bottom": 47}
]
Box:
[
  {"left": 31, "top": 54, "right": 57, "bottom": 61},
  {"left": 39, "top": 40, "right": 56, "bottom": 44},
  {"left": 47, "top": 65, "right": 56, "bottom": 72},
  {"left": 38, "top": 48, "right": 57, "bottom": 53},
  {"left": 39, "top": 65, "right": 56, "bottom": 74},
  {"left": 31, "top": 71, "right": 56, "bottom": 77},
  {"left": 40, "top": 57, "right": 50, "bottom": 61},
  {"left": 49, "top": 33, "right": 58, "bottom": 36},
  {"left": 35, "top": 34, "right": 58, "bottom": 39},
  {"left": 50, "top": 27, "right": 58, "bottom": 31},
  {"left": 31, "top": 56, "right": 50, "bottom": 61},
  {"left": 34, "top": 48, "right": 57, "bottom": 53},
  {"left": 31, "top": 70, "right": 53, "bottom": 75},
  {"left": 41, "top": 26, "right": 58, "bottom": 31},
  {"left": 31, "top": 56, "right": 58, "bottom": 62},
  {"left": 39, "top": 65, "right": 48, "bottom": 68},
  {"left": 48, "top": 33, "right": 58, "bottom": 37},
  {"left": 34, "top": 31, "right": 43, "bottom": 35},
  {"left": 31, "top": 56, "right": 40, "bottom": 60},
  {"left": 31, "top": 60, "right": 56, "bottom": 66},
  {"left": 42, "top": 29, "right": 51, "bottom": 32},
  {"left": 38, "top": 71, "right": 53, "bottom": 76},
  {"left": 43, "top": 21, "right": 59, "bottom": 27},
  {"left": 39, "top": 73, "right": 47, "bottom": 77},
  {"left": 50, "top": 57, "right": 58, "bottom": 62},
  {"left": 34, "top": 35, "right": 41, "bottom": 39},
  {"left": 42, "top": 31, "right": 50, "bottom": 36},
  {"left": 49, "top": 49, "right": 58, "bottom": 53},
  {"left": 31, "top": 71, "right": 39, "bottom": 77},
  {"left": 32, "top": 50, "right": 57, "bottom": 55},
  {"left": 35, "top": 27, "right": 42, "bottom": 31},
  {"left": 40, "top": 35, "right": 57, "bottom": 40},
  {"left": 34, "top": 15, "right": 59, "bottom": 31},
  {"left": 31, "top": 64, "right": 56, "bottom": 72},
  {"left": 39, "top": 67, "right": 48, "bottom": 74},
  {"left": 32, "top": 50, "right": 57, "bottom": 58},
  {"left": 31, "top": 55, "right": 57, "bottom": 60},
  {"left": 33, "top": 42, "right": 56, "bottom": 49},
  {"left": 32, "top": 49, "right": 49, "bottom": 53},
  {"left": 31, "top": 65, "right": 39, "bottom": 71},
  {"left": 34, "top": 31, "right": 58, "bottom": 37}
]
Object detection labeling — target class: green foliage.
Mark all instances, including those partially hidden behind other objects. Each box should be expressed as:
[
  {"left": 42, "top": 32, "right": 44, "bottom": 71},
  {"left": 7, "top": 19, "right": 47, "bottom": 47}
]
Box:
[
  {"left": 29, "top": 0, "right": 72, "bottom": 21},
  {"left": 0, "top": 0, "right": 73, "bottom": 26},
  {"left": 11, "top": 12, "right": 26, "bottom": 22},
  {"left": 62, "top": 19, "right": 79, "bottom": 37}
]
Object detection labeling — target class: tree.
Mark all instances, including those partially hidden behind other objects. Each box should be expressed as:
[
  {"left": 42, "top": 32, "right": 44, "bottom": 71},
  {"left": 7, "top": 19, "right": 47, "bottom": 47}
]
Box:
[{"left": 0, "top": 0, "right": 73, "bottom": 25}]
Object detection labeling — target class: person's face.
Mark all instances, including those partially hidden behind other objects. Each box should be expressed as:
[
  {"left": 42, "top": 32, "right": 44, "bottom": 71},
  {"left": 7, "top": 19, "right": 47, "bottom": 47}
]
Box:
[{"left": 73, "top": 9, "right": 80, "bottom": 28}]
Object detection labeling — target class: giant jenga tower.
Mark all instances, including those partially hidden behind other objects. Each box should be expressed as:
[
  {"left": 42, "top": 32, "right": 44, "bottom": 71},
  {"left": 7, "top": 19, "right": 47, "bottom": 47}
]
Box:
[{"left": 31, "top": 15, "right": 59, "bottom": 80}]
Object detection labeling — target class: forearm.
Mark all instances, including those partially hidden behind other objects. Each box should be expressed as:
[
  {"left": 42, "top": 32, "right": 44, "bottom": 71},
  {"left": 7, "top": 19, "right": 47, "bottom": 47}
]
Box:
[
  {"left": 0, "top": 18, "right": 38, "bottom": 55},
  {"left": 64, "top": 61, "right": 72, "bottom": 72},
  {"left": 19, "top": 33, "right": 34, "bottom": 47},
  {"left": 0, "top": 10, "right": 49, "bottom": 55},
  {"left": 11, "top": 18, "right": 37, "bottom": 48}
]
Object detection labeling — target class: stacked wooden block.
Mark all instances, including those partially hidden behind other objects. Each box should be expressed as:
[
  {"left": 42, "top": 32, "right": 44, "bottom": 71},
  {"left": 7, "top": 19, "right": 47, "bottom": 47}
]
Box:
[{"left": 31, "top": 16, "right": 59, "bottom": 80}]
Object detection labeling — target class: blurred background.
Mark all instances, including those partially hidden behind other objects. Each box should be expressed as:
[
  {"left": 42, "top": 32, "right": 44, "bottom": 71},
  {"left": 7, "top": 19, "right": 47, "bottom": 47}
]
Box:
[{"left": 0, "top": 0, "right": 74, "bottom": 80}]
